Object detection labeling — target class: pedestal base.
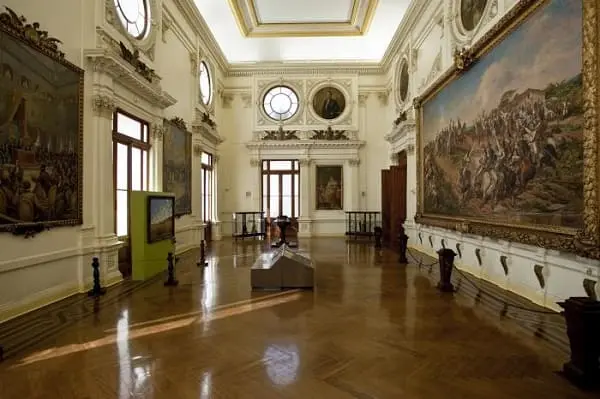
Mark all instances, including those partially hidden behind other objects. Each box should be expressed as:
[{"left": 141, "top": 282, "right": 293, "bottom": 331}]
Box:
[
  {"left": 436, "top": 282, "right": 455, "bottom": 293},
  {"left": 561, "top": 361, "right": 600, "bottom": 390}
]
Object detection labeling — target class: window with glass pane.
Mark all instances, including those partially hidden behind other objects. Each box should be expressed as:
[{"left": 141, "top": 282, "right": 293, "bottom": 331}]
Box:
[
  {"left": 261, "top": 160, "right": 299, "bottom": 219},
  {"left": 113, "top": 110, "right": 150, "bottom": 237},
  {"left": 201, "top": 154, "right": 214, "bottom": 222}
]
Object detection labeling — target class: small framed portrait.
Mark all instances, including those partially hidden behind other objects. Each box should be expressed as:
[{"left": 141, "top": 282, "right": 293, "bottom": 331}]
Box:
[{"left": 312, "top": 86, "right": 346, "bottom": 120}]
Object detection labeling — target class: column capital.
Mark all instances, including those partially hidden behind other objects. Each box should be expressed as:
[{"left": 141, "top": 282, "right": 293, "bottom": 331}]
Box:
[
  {"left": 250, "top": 157, "right": 260, "bottom": 167},
  {"left": 91, "top": 94, "right": 115, "bottom": 118},
  {"left": 347, "top": 158, "right": 360, "bottom": 167},
  {"left": 299, "top": 158, "right": 312, "bottom": 167}
]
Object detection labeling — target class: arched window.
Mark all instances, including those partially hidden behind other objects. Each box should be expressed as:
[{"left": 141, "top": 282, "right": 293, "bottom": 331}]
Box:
[
  {"left": 199, "top": 61, "right": 212, "bottom": 105},
  {"left": 114, "top": 0, "right": 150, "bottom": 39},
  {"left": 262, "top": 86, "right": 299, "bottom": 121}
]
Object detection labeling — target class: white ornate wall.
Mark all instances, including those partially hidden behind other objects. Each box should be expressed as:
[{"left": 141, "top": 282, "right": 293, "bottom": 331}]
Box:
[
  {"left": 0, "top": 0, "right": 224, "bottom": 321},
  {"left": 384, "top": 0, "right": 600, "bottom": 310},
  {"left": 217, "top": 73, "right": 390, "bottom": 237}
]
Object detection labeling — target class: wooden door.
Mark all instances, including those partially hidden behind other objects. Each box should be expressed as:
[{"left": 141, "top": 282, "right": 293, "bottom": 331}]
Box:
[{"left": 381, "top": 151, "right": 408, "bottom": 248}]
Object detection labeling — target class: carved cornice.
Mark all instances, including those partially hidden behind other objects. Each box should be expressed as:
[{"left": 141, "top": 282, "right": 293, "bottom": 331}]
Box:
[
  {"left": 85, "top": 48, "right": 176, "bottom": 110},
  {"left": 246, "top": 140, "right": 365, "bottom": 151},
  {"left": 191, "top": 109, "right": 223, "bottom": 145},
  {"left": 385, "top": 117, "right": 416, "bottom": 145}
]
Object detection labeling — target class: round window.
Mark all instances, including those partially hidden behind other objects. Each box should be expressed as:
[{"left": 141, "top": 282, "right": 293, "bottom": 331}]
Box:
[
  {"left": 262, "top": 86, "right": 299, "bottom": 121},
  {"left": 199, "top": 61, "right": 212, "bottom": 105},
  {"left": 114, "top": 0, "right": 150, "bottom": 39}
]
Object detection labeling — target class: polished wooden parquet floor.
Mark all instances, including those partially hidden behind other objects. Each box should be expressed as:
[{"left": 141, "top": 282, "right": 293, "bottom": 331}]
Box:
[{"left": 0, "top": 239, "right": 594, "bottom": 398}]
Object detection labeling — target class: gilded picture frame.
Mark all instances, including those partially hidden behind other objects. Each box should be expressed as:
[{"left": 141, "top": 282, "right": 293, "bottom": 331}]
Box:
[
  {"left": 0, "top": 7, "right": 84, "bottom": 233},
  {"left": 162, "top": 117, "right": 192, "bottom": 217},
  {"left": 315, "top": 165, "right": 343, "bottom": 210},
  {"left": 414, "top": 0, "right": 600, "bottom": 260}
]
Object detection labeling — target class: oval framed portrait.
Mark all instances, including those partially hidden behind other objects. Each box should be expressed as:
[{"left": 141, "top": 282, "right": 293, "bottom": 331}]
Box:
[
  {"left": 398, "top": 59, "right": 409, "bottom": 103},
  {"left": 312, "top": 86, "right": 346, "bottom": 120},
  {"left": 460, "top": 0, "right": 488, "bottom": 32}
]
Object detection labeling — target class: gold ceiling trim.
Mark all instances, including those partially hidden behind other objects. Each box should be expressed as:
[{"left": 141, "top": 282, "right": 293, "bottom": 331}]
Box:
[{"left": 227, "top": 0, "right": 378, "bottom": 38}]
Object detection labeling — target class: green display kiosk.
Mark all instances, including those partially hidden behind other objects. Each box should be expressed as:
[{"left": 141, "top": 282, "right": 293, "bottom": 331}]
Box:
[{"left": 130, "top": 191, "right": 176, "bottom": 280}]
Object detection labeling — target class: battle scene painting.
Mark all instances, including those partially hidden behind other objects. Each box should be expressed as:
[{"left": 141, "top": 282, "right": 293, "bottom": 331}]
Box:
[
  {"left": 421, "top": 0, "right": 583, "bottom": 229},
  {"left": 163, "top": 119, "right": 191, "bottom": 217},
  {"left": 0, "top": 20, "right": 83, "bottom": 230}
]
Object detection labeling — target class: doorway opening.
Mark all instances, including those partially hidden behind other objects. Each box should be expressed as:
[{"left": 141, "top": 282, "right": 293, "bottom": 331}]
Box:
[
  {"left": 261, "top": 160, "right": 300, "bottom": 238},
  {"left": 112, "top": 109, "right": 150, "bottom": 278}
]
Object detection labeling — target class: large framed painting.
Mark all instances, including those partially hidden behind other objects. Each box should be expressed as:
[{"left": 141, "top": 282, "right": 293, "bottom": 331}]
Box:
[
  {"left": 0, "top": 7, "right": 84, "bottom": 233},
  {"left": 415, "top": 0, "right": 600, "bottom": 259},
  {"left": 163, "top": 117, "right": 191, "bottom": 217},
  {"left": 315, "top": 165, "right": 343, "bottom": 210}
]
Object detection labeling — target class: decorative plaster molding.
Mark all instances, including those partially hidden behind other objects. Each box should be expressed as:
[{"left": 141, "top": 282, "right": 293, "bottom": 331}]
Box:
[
  {"left": 221, "top": 92, "right": 234, "bottom": 108},
  {"left": 250, "top": 158, "right": 261, "bottom": 167},
  {"left": 358, "top": 93, "right": 369, "bottom": 107},
  {"left": 104, "top": 0, "right": 158, "bottom": 60},
  {"left": 161, "top": 15, "right": 171, "bottom": 43},
  {"left": 377, "top": 90, "right": 390, "bottom": 106},
  {"left": 419, "top": 50, "right": 442, "bottom": 92},
  {"left": 191, "top": 113, "right": 224, "bottom": 146},
  {"left": 347, "top": 158, "right": 361, "bottom": 167},
  {"left": 252, "top": 129, "right": 359, "bottom": 141},
  {"left": 385, "top": 114, "right": 416, "bottom": 146},
  {"left": 85, "top": 47, "right": 176, "bottom": 110},
  {"left": 190, "top": 51, "right": 198, "bottom": 75},
  {"left": 240, "top": 92, "right": 252, "bottom": 108},
  {"left": 299, "top": 158, "right": 312, "bottom": 167},
  {"left": 246, "top": 140, "right": 365, "bottom": 151},
  {"left": 151, "top": 124, "right": 166, "bottom": 141},
  {"left": 193, "top": 143, "right": 202, "bottom": 156},
  {"left": 91, "top": 94, "right": 115, "bottom": 117},
  {"left": 406, "top": 143, "right": 415, "bottom": 154}
]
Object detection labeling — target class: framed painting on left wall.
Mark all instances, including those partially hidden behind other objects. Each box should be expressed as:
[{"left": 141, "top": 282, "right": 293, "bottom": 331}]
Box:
[{"left": 0, "top": 7, "right": 84, "bottom": 233}]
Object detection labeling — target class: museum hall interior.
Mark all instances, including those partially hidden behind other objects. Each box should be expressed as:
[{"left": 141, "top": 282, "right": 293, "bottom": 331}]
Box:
[{"left": 0, "top": 0, "right": 599, "bottom": 397}]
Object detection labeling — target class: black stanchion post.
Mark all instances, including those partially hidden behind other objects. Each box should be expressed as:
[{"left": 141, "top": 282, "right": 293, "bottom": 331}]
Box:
[
  {"left": 374, "top": 227, "right": 382, "bottom": 249},
  {"left": 197, "top": 239, "right": 208, "bottom": 267},
  {"left": 164, "top": 252, "right": 179, "bottom": 286},
  {"left": 398, "top": 225, "right": 408, "bottom": 264},
  {"left": 87, "top": 257, "right": 106, "bottom": 297},
  {"left": 436, "top": 248, "right": 456, "bottom": 292},
  {"left": 558, "top": 297, "right": 600, "bottom": 390}
]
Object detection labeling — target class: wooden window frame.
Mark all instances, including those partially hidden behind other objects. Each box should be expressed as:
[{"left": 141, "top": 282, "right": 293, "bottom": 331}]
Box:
[
  {"left": 261, "top": 160, "right": 299, "bottom": 218},
  {"left": 201, "top": 152, "right": 213, "bottom": 222},
  {"left": 112, "top": 109, "right": 151, "bottom": 237}
]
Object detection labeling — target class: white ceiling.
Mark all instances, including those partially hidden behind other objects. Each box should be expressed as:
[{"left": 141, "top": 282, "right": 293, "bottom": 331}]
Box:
[
  {"left": 255, "top": 0, "right": 353, "bottom": 23},
  {"left": 194, "top": 0, "right": 411, "bottom": 63}
]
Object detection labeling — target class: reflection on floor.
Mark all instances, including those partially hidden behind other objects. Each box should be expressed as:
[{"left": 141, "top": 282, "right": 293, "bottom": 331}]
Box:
[{"left": 0, "top": 239, "right": 593, "bottom": 398}]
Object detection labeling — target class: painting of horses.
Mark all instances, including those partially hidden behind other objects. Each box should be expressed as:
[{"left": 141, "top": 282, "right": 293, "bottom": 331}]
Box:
[{"left": 420, "top": 0, "right": 583, "bottom": 230}]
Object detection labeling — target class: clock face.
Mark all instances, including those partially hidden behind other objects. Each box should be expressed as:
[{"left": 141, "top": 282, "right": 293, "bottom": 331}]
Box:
[
  {"left": 114, "top": 0, "right": 150, "bottom": 39},
  {"left": 460, "top": 0, "right": 488, "bottom": 32}
]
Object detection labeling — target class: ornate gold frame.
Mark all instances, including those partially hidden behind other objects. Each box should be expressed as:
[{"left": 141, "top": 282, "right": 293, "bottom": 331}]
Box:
[
  {"left": 0, "top": 7, "right": 84, "bottom": 233},
  {"left": 162, "top": 117, "right": 192, "bottom": 217},
  {"left": 413, "top": 0, "right": 600, "bottom": 260}
]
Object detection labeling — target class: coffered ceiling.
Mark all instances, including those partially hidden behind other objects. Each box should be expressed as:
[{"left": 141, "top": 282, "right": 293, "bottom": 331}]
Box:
[{"left": 194, "top": 0, "right": 411, "bottom": 62}]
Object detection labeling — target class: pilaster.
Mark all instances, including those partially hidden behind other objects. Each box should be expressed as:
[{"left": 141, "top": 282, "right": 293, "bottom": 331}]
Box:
[
  {"left": 298, "top": 158, "right": 313, "bottom": 237},
  {"left": 346, "top": 158, "right": 361, "bottom": 211}
]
